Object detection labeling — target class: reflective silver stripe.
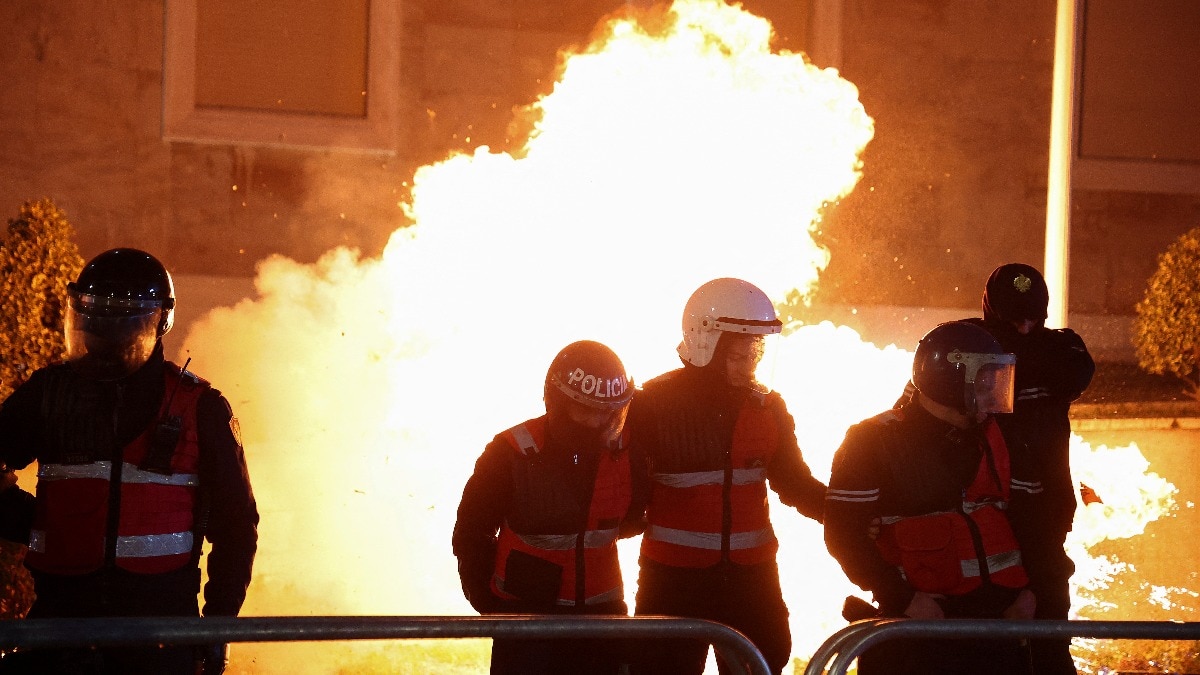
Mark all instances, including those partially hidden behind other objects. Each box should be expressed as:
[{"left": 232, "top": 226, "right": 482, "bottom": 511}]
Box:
[
  {"left": 116, "top": 531, "right": 194, "bottom": 558},
  {"left": 653, "top": 467, "right": 766, "bottom": 488},
  {"left": 646, "top": 524, "right": 774, "bottom": 550},
  {"left": 517, "top": 527, "right": 620, "bottom": 551},
  {"left": 568, "top": 586, "right": 623, "bottom": 607},
  {"left": 1010, "top": 479, "right": 1043, "bottom": 494},
  {"left": 517, "top": 533, "right": 576, "bottom": 550},
  {"left": 828, "top": 488, "right": 879, "bottom": 503},
  {"left": 28, "top": 529, "right": 45, "bottom": 553},
  {"left": 960, "top": 549, "right": 1023, "bottom": 578},
  {"left": 510, "top": 425, "right": 539, "bottom": 455},
  {"left": 1016, "top": 387, "right": 1050, "bottom": 401},
  {"left": 38, "top": 462, "right": 111, "bottom": 481},
  {"left": 121, "top": 463, "right": 199, "bottom": 487},
  {"left": 879, "top": 510, "right": 955, "bottom": 525},
  {"left": 38, "top": 462, "right": 198, "bottom": 487},
  {"left": 584, "top": 528, "right": 619, "bottom": 548},
  {"left": 962, "top": 500, "right": 1007, "bottom": 514}
]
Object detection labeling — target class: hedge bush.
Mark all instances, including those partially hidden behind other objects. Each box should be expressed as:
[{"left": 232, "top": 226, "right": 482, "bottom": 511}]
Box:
[
  {"left": 1132, "top": 225, "right": 1200, "bottom": 402},
  {"left": 0, "top": 198, "right": 85, "bottom": 401}
]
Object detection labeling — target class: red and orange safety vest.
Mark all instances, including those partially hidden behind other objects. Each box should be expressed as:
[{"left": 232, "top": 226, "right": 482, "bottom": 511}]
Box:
[
  {"left": 641, "top": 401, "right": 779, "bottom": 568},
  {"left": 491, "top": 418, "right": 632, "bottom": 607},
  {"left": 26, "top": 363, "right": 206, "bottom": 576},
  {"left": 874, "top": 419, "right": 1029, "bottom": 595}
]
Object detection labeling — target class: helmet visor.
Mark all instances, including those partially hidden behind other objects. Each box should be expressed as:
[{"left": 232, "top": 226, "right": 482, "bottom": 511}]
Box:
[
  {"left": 565, "top": 397, "right": 630, "bottom": 447},
  {"left": 65, "top": 292, "right": 162, "bottom": 380},
  {"left": 971, "top": 357, "right": 1016, "bottom": 415}
]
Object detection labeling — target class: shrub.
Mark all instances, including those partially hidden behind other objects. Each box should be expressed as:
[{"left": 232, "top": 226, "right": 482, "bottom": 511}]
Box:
[
  {"left": 0, "top": 198, "right": 85, "bottom": 401},
  {"left": 1132, "top": 225, "right": 1200, "bottom": 402}
]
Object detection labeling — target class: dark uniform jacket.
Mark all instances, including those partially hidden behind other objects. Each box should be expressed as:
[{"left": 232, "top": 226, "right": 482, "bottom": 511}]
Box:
[
  {"left": 825, "top": 401, "right": 1049, "bottom": 616},
  {"left": 967, "top": 316, "right": 1094, "bottom": 540},
  {"left": 0, "top": 345, "right": 258, "bottom": 617},
  {"left": 452, "top": 414, "right": 649, "bottom": 614},
  {"left": 630, "top": 364, "right": 825, "bottom": 566}
]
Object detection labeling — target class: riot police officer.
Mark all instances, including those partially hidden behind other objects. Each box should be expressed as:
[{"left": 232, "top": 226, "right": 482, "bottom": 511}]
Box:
[
  {"left": 630, "top": 278, "right": 826, "bottom": 675},
  {"left": 453, "top": 340, "right": 647, "bottom": 675},
  {"left": 0, "top": 248, "right": 259, "bottom": 674},
  {"left": 826, "top": 321, "right": 1046, "bottom": 675}
]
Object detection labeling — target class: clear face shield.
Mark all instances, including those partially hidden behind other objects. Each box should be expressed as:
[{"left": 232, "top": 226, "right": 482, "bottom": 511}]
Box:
[
  {"left": 564, "top": 397, "right": 631, "bottom": 449},
  {"left": 720, "top": 332, "right": 779, "bottom": 393},
  {"left": 546, "top": 371, "right": 633, "bottom": 451},
  {"left": 65, "top": 291, "right": 163, "bottom": 381},
  {"left": 948, "top": 350, "right": 1016, "bottom": 417}
]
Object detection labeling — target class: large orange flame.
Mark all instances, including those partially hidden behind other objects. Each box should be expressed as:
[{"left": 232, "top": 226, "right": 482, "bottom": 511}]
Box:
[{"left": 173, "top": 1, "right": 1176, "bottom": 672}]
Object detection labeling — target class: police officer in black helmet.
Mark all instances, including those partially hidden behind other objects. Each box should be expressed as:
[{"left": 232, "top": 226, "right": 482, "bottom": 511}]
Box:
[
  {"left": 0, "top": 248, "right": 259, "bottom": 674},
  {"left": 977, "top": 263, "right": 1094, "bottom": 674},
  {"left": 453, "top": 340, "right": 648, "bottom": 675},
  {"left": 891, "top": 264, "right": 1094, "bottom": 674},
  {"left": 827, "top": 321, "right": 1045, "bottom": 675}
]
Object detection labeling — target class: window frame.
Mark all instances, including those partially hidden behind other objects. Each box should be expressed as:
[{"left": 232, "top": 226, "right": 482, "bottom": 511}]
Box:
[
  {"left": 162, "top": 0, "right": 400, "bottom": 154},
  {"left": 1071, "top": 0, "right": 1200, "bottom": 195}
]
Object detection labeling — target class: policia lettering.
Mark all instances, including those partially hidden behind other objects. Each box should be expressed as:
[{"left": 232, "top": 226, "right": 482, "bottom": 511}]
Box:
[{"left": 566, "top": 368, "right": 629, "bottom": 401}]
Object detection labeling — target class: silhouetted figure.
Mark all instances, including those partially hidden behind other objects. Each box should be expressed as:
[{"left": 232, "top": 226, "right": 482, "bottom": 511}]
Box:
[
  {"left": 828, "top": 321, "right": 1046, "bottom": 675},
  {"left": 630, "top": 278, "right": 826, "bottom": 675},
  {"left": 0, "top": 249, "right": 259, "bottom": 675},
  {"left": 453, "top": 340, "right": 647, "bottom": 675}
]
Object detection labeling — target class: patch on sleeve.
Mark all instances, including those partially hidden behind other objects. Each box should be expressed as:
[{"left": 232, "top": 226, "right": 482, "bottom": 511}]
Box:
[{"left": 229, "top": 416, "right": 243, "bottom": 447}]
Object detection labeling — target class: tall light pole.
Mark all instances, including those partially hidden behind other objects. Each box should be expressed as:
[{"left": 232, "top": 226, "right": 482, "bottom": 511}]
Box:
[{"left": 1044, "top": 0, "right": 1081, "bottom": 329}]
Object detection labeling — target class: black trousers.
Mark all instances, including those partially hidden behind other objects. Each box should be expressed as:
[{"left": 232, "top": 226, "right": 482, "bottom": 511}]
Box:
[
  {"left": 857, "top": 636, "right": 1032, "bottom": 675},
  {"left": 2, "top": 567, "right": 202, "bottom": 675},
  {"left": 632, "top": 558, "right": 792, "bottom": 675},
  {"left": 488, "top": 600, "right": 632, "bottom": 675},
  {"left": 857, "top": 587, "right": 1033, "bottom": 675},
  {"left": 1029, "top": 546, "right": 1079, "bottom": 675}
]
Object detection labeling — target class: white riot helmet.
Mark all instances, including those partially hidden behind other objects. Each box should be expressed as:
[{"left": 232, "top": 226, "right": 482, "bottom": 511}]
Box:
[{"left": 677, "top": 278, "right": 782, "bottom": 368}]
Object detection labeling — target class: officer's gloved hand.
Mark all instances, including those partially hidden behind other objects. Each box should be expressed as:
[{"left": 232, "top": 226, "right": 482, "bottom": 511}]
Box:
[
  {"left": 199, "top": 643, "right": 230, "bottom": 675},
  {"left": 467, "top": 584, "right": 505, "bottom": 614}
]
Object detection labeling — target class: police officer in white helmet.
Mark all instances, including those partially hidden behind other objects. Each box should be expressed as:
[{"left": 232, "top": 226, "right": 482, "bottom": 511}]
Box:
[{"left": 629, "top": 278, "right": 826, "bottom": 675}]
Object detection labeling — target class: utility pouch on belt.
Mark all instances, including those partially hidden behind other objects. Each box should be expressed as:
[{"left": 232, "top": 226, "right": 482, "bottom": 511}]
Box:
[
  {"left": 890, "top": 513, "right": 963, "bottom": 594},
  {"left": 503, "top": 549, "right": 563, "bottom": 605}
]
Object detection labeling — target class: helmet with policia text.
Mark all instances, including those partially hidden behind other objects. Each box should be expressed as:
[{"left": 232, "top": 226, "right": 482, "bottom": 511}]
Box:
[
  {"left": 64, "top": 248, "right": 176, "bottom": 380},
  {"left": 913, "top": 321, "right": 1016, "bottom": 417},
  {"left": 544, "top": 340, "right": 633, "bottom": 451},
  {"left": 677, "top": 278, "right": 782, "bottom": 368}
]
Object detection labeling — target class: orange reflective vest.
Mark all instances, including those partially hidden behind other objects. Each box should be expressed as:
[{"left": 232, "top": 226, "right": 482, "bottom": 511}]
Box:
[
  {"left": 26, "top": 363, "right": 207, "bottom": 576},
  {"left": 642, "top": 399, "right": 777, "bottom": 568},
  {"left": 875, "top": 419, "right": 1029, "bottom": 596},
  {"left": 491, "top": 418, "right": 631, "bottom": 607}
]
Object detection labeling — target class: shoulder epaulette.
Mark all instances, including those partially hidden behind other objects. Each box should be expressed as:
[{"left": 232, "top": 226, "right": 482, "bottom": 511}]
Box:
[
  {"left": 168, "top": 361, "right": 210, "bottom": 389},
  {"left": 505, "top": 422, "right": 540, "bottom": 456},
  {"left": 868, "top": 408, "right": 905, "bottom": 425}
]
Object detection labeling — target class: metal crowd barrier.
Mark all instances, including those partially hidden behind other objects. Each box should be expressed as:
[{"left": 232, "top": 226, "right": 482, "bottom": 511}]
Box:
[
  {"left": 803, "top": 618, "right": 1200, "bottom": 675},
  {"left": 0, "top": 614, "right": 771, "bottom": 675}
]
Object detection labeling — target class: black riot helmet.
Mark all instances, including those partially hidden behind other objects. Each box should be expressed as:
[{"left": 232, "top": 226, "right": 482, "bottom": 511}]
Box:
[
  {"left": 544, "top": 340, "right": 634, "bottom": 452},
  {"left": 983, "top": 263, "right": 1049, "bottom": 325},
  {"left": 64, "top": 248, "right": 176, "bottom": 380},
  {"left": 912, "top": 321, "right": 1016, "bottom": 418}
]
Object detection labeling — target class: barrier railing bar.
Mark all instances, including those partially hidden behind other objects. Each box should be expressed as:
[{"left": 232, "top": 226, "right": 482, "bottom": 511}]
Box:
[
  {"left": 0, "top": 615, "right": 771, "bottom": 675},
  {"left": 804, "top": 619, "right": 1200, "bottom": 675},
  {"left": 802, "top": 617, "right": 899, "bottom": 674}
]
